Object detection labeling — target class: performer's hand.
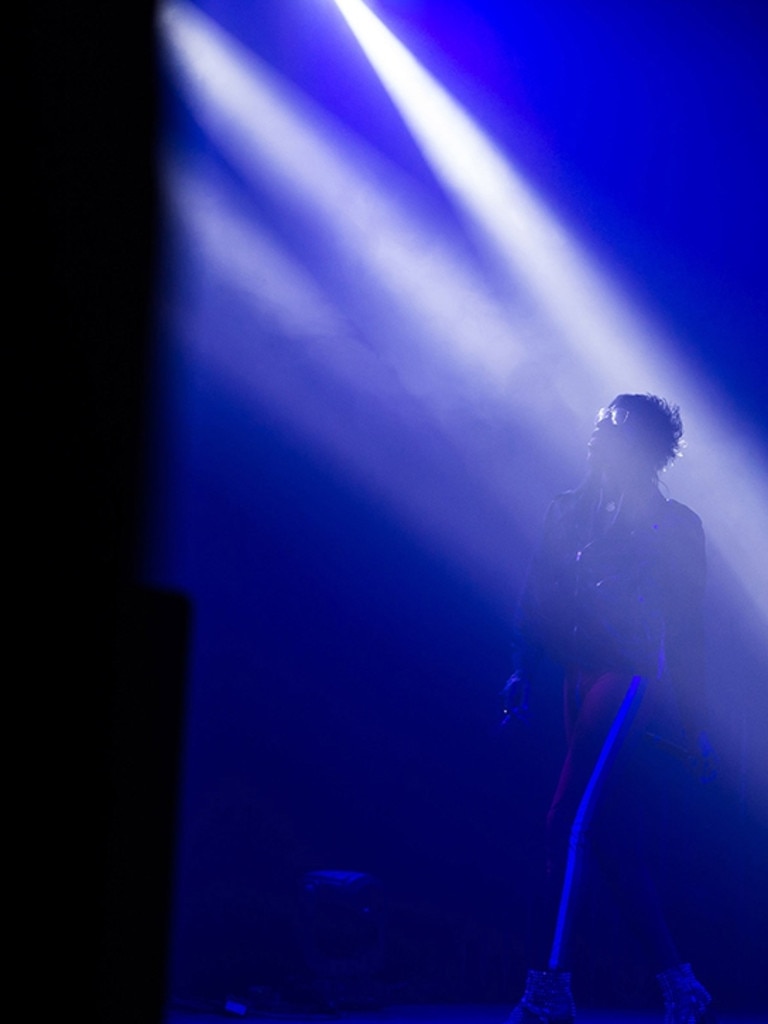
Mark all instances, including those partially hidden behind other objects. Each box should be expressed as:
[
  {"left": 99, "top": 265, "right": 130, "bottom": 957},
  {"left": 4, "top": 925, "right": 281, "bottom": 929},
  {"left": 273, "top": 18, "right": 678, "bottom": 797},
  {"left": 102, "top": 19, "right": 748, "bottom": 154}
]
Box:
[
  {"left": 499, "top": 671, "right": 530, "bottom": 728},
  {"left": 688, "top": 730, "right": 719, "bottom": 784}
]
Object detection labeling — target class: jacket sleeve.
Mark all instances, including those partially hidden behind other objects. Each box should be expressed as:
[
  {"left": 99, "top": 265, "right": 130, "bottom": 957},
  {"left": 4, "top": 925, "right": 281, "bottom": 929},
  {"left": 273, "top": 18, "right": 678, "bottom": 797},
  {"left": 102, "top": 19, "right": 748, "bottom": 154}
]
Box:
[
  {"left": 661, "top": 504, "right": 707, "bottom": 740},
  {"left": 513, "top": 495, "right": 574, "bottom": 683}
]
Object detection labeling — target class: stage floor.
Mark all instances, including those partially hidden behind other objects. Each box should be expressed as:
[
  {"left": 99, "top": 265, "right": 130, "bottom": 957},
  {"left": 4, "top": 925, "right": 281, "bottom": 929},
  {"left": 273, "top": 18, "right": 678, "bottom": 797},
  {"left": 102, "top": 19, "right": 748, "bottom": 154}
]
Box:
[{"left": 165, "top": 1004, "right": 766, "bottom": 1023}]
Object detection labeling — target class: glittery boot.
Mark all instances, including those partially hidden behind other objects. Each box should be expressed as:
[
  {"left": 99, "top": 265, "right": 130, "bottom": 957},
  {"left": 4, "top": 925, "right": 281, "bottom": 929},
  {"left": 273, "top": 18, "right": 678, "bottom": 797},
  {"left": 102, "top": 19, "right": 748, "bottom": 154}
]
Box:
[
  {"left": 506, "top": 969, "right": 575, "bottom": 1024},
  {"left": 657, "top": 963, "right": 715, "bottom": 1024}
]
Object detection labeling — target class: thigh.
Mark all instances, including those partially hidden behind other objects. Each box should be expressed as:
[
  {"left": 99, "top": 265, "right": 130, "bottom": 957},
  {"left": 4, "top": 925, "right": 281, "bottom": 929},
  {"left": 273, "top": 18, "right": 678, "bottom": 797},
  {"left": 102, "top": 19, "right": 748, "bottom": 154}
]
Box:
[{"left": 547, "top": 671, "right": 649, "bottom": 855}]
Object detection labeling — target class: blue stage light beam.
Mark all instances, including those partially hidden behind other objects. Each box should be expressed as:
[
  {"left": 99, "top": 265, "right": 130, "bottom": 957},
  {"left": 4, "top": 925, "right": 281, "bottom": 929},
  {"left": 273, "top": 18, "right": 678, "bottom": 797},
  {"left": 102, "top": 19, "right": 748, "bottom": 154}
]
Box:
[
  {"left": 331, "top": 0, "right": 768, "bottom": 629},
  {"left": 160, "top": 0, "right": 570, "bottom": 603},
  {"left": 161, "top": 0, "right": 528, "bottom": 397}
]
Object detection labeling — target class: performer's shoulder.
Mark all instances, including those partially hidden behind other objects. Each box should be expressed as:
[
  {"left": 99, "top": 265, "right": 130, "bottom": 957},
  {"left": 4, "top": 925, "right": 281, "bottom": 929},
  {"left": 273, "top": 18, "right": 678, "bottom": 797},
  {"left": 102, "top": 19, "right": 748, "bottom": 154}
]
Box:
[{"left": 662, "top": 497, "right": 704, "bottom": 534}]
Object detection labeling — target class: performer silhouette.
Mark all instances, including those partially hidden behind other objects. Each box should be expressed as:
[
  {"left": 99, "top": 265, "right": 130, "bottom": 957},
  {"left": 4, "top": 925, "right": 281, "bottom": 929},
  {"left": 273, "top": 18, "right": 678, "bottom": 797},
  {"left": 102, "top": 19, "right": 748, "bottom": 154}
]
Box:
[{"left": 505, "top": 394, "right": 715, "bottom": 1024}]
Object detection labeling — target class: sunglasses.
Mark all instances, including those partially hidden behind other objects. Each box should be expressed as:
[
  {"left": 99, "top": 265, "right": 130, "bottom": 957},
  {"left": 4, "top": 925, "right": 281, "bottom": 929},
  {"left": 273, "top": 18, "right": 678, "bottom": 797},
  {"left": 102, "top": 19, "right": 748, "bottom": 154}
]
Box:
[{"left": 595, "top": 406, "right": 630, "bottom": 427}]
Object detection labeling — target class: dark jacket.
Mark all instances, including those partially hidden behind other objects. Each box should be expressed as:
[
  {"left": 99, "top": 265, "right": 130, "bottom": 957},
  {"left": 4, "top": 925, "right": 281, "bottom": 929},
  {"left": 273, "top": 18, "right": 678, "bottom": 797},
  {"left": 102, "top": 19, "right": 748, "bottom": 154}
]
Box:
[{"left": 517, "top": 481, "right": 706, "bottom": 715}]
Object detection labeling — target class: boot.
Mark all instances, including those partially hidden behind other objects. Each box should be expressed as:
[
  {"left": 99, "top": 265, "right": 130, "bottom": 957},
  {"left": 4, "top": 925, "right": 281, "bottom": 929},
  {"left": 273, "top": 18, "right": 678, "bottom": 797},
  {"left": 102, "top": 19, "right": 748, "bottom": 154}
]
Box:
[
  {"left": 657, "top": 963, "right": 715, "bottom": 1024},
  {"left": 506, "top": 969, "right": 575, "bottom": 1023}
]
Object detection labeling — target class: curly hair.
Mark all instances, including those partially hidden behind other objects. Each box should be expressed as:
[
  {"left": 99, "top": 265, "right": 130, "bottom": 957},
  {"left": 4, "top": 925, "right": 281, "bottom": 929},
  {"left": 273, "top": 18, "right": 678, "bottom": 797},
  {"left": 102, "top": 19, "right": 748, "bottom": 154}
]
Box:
[{"left": 610, "top": 393, "right": 685, "bottom": 471}]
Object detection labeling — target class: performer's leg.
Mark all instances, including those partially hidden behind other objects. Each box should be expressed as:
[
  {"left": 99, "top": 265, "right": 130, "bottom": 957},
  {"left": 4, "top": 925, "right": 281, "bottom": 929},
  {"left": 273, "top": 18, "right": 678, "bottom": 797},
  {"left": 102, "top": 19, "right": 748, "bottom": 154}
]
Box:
[
  {"left": 545, "top": 673, "right": 648, "bottom": 970},
  {"left": 525, "top": 670, "right": 620, "bottom": 969},
  {"left": 588, "top": 761, "right": 682, "bottom": 972},
  {"left": 506, "top": 672, "right": 647, "bottom": 1023},
  {"left": 542, "top": 673, "right": 714, "bottom": 1022},
  {"left": 588, "top": 746, "right": 715, "bottom": 1021}
]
